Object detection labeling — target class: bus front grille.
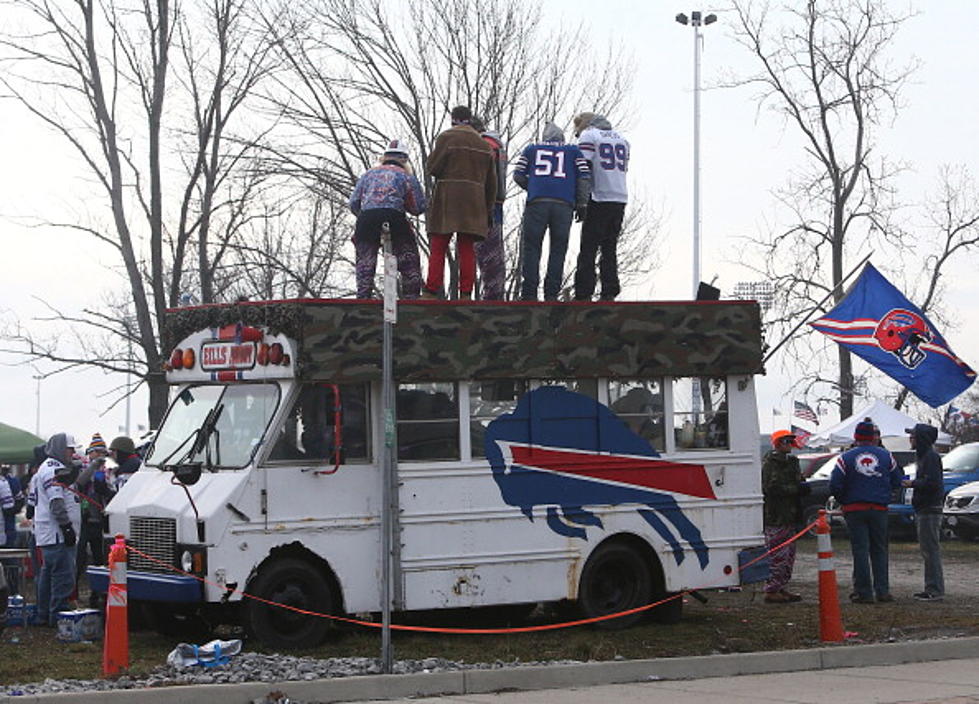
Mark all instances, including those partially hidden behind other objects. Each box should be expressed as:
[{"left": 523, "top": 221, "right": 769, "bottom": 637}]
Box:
[{"left": 128, "top": 516, "right": 176, "bottom": 574}]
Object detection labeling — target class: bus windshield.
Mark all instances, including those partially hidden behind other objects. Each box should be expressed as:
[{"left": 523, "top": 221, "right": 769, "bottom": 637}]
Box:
[{"left": 146, "top": 383, "right": 281, "bottom": 469}]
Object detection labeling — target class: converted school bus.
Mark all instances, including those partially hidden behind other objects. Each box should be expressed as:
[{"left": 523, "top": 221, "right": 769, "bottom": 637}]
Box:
[{"left": 91, "top": 298, "right": 768, "bottom": 648}]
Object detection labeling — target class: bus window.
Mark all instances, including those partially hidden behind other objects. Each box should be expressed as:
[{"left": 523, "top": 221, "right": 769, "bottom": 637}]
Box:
[
  {"left": 608, "top": 379, "right": 666, "bottom": 453},
  {"left": 397, "top": 382, "right": 459, "bottom": 461},
  {"left": 673, "top": 377, "right": 729, "bottom": 450},
  {"left": 534, "top": 378, "right": 598, "bottom": 398},
  {"left": 267, "top": 383, "right": 370, "bottom": 463},
  {"left": 469, "top": 380, "right": 529, "bottom": 458}
]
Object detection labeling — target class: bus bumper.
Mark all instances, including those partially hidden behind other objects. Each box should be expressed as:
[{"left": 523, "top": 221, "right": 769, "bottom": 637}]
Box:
[{"left": 86, "top": 566, "right": 203, "bottom": 603}]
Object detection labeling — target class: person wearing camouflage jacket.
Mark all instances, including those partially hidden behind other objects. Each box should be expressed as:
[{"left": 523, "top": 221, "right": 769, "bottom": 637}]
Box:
[{"left": 761, "top": 429, "right": 807, "bottom": 603}]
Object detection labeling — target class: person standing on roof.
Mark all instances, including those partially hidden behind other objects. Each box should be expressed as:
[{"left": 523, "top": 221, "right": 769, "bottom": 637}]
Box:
[
  {"left": 512, "top": 121, "right": 591, "bottom": 301},
  {"left": 572, "top": 112, "right": 629, "bottom": 302},
  {"left": 31, "top": 433, "right": 85, "bottom": 626},
  {"left": 902, "top": 423, "right": 945, "bottom": 601},
  {"left": 471, "top": 116, "right": 508, "bottom": 301},
  {"left": 830, "top": 418, "right": 901, "bottom": 604},
  {"left": 423, "top": 105, "right": 497, "bottom": 301},
  {"left": 761, "top": 430, "right": 808, "bottom": 603},
  {"left": 349, "top": 138, "right": 427, "bottom": 300}
]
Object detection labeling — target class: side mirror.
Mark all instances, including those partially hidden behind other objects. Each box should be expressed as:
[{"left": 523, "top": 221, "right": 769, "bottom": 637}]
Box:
[{"left": 169, "top": 462, "right": 202, "bottom": 486}]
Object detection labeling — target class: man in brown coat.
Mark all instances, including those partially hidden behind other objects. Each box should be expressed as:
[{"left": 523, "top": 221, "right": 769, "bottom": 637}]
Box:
[{"left": 423, "top": 105, "right": 497, "bottom": 300}]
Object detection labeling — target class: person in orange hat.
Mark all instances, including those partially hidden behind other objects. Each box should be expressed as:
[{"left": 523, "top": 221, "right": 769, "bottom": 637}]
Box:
[{"left": 761, "top": 429, "right": 808, "bottom": 603}]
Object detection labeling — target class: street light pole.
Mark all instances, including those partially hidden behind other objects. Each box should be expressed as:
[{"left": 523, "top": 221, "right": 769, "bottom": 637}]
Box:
[
  {"left": 675, "top": 10, "right": 717, "bottom": 300},
  {"left": 32, "top": 370, "right": 42, "bottom": 436},
  {"left": 676, "top": 10, "right": 717, "bottom": 425}
]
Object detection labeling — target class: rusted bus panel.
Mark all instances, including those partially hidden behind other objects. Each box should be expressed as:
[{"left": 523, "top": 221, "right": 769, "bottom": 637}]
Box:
[{"left": 164, "top": 299, "right": 764, "bottom": 382}]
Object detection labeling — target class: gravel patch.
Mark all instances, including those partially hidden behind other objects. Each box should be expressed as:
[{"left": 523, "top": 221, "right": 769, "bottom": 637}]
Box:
[{"left": 0, "top": 653, "right": 582, "bottom": 698}]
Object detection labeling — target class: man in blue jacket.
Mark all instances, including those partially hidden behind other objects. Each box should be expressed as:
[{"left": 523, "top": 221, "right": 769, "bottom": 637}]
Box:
[
  {"left": 902, "top": 423, "right": 944, "bottom": 601},
  {"left": 512, "top": 122, "right": 590, "bottom": 301},
  {"left": 830, "top": 418, "right": 901, "bottom": 603}
]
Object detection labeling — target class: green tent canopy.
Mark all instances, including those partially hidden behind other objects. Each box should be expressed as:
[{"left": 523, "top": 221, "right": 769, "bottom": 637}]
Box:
[{"left": 0, "top": 422, "right": 44, "bottom": 464}]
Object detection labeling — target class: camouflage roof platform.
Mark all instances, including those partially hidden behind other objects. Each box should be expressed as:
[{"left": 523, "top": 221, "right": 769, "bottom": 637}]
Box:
[{"left": 165, "top": 300, "right": 765, "bottom": 382}]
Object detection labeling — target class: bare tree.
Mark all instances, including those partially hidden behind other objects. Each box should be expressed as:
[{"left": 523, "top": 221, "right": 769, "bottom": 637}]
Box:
[
  {"left": 728, "top": 0, "right": 916, "bottom": 418},
  {"left": 0, "top": 0, "right": 278, "bottom": 426}
]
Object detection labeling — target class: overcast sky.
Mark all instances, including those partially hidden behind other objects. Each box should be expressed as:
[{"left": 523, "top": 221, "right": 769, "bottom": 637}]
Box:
[{"left": 1, "top": 0, "right": 976, "bottom": 442}]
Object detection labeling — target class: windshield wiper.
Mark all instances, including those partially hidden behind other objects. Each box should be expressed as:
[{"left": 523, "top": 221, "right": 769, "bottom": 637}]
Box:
[{"left": 196, "top": 403, "right": 225, "bottom": 472}]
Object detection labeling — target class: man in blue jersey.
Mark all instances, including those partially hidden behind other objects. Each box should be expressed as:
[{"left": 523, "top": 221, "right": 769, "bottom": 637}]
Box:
[
  {"left": 512, "top": 122, "right": 590, "bottom": 301},
  {"left": 572, "top": 112, "right": 629, "bottom": 301},
  {"left": 829, "top": 418, "right": 901, "bottom": 604}
]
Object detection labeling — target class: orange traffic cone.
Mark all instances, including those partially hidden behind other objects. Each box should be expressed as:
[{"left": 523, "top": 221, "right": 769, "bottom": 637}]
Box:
[
  {"left": 103, "top": 534, "right": 129, "bottom": 677},
  {"left": 816, "top": 509, "right": 844, "bottom": 642}
]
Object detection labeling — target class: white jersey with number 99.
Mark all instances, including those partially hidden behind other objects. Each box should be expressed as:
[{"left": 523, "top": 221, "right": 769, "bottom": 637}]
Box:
[{"left": 577, "top": 126, "right": 629, "bottom": 203}]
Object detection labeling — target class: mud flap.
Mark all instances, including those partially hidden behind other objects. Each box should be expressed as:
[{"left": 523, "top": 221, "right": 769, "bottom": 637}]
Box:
[{"left": 737, "top": 546, "right": 770, "bottom": 584}]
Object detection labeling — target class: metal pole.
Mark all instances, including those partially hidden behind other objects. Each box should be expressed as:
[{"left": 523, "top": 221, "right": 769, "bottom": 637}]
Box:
[
  {"left": 125, "top": 338, "right": 132, "bottom": 436},
  {"left": 33, "top": 372, "right": 42, "bottom": 436},
  {"left": 380, "top": 222, "right": 397, "bottom": 674},
  {"left": 691, "top": 19, "right": 704, "bottom": 420},
  {"left": 693, "top": 21, "right": 702, "bottom": 301}
]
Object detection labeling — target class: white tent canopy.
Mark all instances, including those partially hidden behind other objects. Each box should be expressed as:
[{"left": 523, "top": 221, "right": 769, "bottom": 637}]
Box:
[{"left": 805, "top": 399, "right": 952, "bottom": 449}]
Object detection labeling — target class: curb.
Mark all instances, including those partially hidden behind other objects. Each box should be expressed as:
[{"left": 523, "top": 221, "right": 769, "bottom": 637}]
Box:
[{"left": 5, "top": 636, "right": 979, "bottom": 703}]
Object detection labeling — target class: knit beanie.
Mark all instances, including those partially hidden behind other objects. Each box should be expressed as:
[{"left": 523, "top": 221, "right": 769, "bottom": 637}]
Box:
[
  {"left": 573, "top": 111, "right": 595, "bottom": 136},
  {"left": 87, "top": 432, "right": 107, "bottom": 454},
  {"left": 853, "top": 418, "right": 876, "bottom": 443}
]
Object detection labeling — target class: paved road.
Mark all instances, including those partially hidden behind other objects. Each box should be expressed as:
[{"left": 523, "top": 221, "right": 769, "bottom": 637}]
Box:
[{"left": 347, "top": 658, "right": 979, "bottom": 704}]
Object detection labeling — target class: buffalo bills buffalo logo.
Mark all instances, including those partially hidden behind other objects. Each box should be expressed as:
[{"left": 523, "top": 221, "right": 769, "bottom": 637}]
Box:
[
  {"left": 484, "top": 386, "right": 713, "bottom": 569},
  {"left": 873, "top": 308, "right": 933, "bottom": 369}
]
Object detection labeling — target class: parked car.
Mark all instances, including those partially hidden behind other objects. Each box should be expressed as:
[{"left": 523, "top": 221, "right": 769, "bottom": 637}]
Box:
[
  {"left": 944, "top": 479, "right": 979, "bottom": 541},
  {"left": 893, "top": 442, "right": 979, "bottom": 538}
]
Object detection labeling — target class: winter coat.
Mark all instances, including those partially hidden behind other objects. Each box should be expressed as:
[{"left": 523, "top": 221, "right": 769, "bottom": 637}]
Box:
[
  {"left": 830, "top": 444, "right": 901, "bottom": 508},
  {"left": 425, "top": 125, "right": 497, "bottom": 237},
  {"left": 908, "top": 423, "right": 943, "bottom": 513},
  {"left": 762, "top": 450, "right": 804, "bottom": 527}
]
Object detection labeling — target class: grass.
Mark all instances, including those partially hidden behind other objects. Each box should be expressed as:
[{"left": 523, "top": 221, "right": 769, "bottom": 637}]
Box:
[{"left": 3, "top": 537, "right": 977, "bottom": 686}]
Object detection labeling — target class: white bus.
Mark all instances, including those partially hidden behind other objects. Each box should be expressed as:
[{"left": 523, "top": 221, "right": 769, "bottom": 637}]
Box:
[{"left": 90, "top": 299, "right": 767, "bottom": 648}]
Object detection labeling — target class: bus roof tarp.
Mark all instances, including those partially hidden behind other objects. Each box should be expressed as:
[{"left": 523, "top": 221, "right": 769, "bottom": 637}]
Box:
[
  {"left": 0, "top": 421, "right": 44, "bottom": 464},
  {"left": 164, "top": 300, "right": 765, "bottom": 383}
]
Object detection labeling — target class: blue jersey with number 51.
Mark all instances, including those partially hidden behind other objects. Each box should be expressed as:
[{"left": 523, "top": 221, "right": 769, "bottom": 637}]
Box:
[
  {"left": 578, "top": 125, "right": 629, "bottom": 203},
  {"left": 513, "top": 142, "right": 591, "bottom": 206}
]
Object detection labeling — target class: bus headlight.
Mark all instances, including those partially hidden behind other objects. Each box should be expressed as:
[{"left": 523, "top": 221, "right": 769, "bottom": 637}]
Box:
[{"left": 176, "top": 545, "right": 207, "bottom": 576}]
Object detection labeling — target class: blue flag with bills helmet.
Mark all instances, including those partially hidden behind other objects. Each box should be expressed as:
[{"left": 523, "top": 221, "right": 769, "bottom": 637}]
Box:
[{"left": 810, "top": 263, "right": 975, "bottom": 407}]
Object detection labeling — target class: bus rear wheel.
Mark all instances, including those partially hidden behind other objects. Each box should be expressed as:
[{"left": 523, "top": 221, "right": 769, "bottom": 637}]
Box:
[
  {"left": 244, "top": 557, "right": 335, "bottom": 649},
  {"left": 577, "top": 541, "right": 651, "bottom": 630}
]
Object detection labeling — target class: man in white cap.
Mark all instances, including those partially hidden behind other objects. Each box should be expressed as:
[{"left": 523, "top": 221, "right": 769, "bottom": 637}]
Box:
[
  {"left": 349, "top": 138, "right": 427, "bottom": 299},
  {"left": 31, "top": 432, "right": 85, "bottom": 626}
]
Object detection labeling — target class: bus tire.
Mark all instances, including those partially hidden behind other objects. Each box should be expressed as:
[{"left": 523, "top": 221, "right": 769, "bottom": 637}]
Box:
[
  {"left": 244, "top": 557, "right": 335, "bottom": 649},
  {"left": 577, "top": 541, "right": 651, "bottom": 630}
]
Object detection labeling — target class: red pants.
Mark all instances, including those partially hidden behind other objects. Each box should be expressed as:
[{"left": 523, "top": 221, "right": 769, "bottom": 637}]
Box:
[{"left": 425, "top": 233, "right": 477, "bottom": 295}]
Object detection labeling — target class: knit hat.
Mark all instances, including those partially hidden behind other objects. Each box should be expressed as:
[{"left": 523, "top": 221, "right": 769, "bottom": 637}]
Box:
[
  {"left": 853, "top": 417, "right": 876, "bottom": 442},
  {"left": 573, "top": 111, "right": 595, "bottom": 136},
  {"left": 87, "top": 432, "right": 107, "bottom": 454}
]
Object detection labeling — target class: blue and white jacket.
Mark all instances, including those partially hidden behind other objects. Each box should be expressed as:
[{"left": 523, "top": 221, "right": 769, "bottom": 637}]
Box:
[
  {"left": 830, "top": 444, "right": 901, "bottom": 508},
  {"left": 349, "top": 163, "right": 427, "bottom": 216},
  {"left": 512, "top": 123, "right": 590, "bottom": 208}
]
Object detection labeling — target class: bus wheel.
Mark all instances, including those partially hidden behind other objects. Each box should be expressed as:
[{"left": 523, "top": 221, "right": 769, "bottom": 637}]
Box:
[
  {"left": 577, "top": 541, "right": 651, "bottom": 630},
  {"left": 244, "top": 557, "right": 335, "bottom": 649}
]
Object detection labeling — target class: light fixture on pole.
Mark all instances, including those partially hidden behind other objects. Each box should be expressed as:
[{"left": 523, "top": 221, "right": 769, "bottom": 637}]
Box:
[{"left": 675, "top": 10, "right": 717, "bottom": 300}]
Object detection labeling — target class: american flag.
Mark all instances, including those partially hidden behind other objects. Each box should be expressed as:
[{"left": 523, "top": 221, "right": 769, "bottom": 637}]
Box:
[
  {"left": 791, "top": 425, "right": 812, "bottom": 448},
  {"left": 794, "top": 400, "right": 818, "bottom": 425}
]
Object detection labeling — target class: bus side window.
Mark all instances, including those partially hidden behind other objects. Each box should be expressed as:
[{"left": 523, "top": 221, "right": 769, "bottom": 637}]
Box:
[
  {"left": 267, "top": 383, "right": 370, "bottom": 463},
  {"left": 609, "top": 379, "right": 666, "bottom": 453},
  {"left": 397, "top": 382, "right": 459, "bottom": 461},
  {"left": 673, "top": 377, "right": 729, "bottom": 450},
  {"left": 470, "top": 380, "right": 529, "bottom": 458}
]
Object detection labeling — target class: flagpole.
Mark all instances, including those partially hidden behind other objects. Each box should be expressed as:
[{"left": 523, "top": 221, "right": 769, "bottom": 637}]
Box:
[{"left": 761, "top": 251, "right": 874, "bottom": 367}]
